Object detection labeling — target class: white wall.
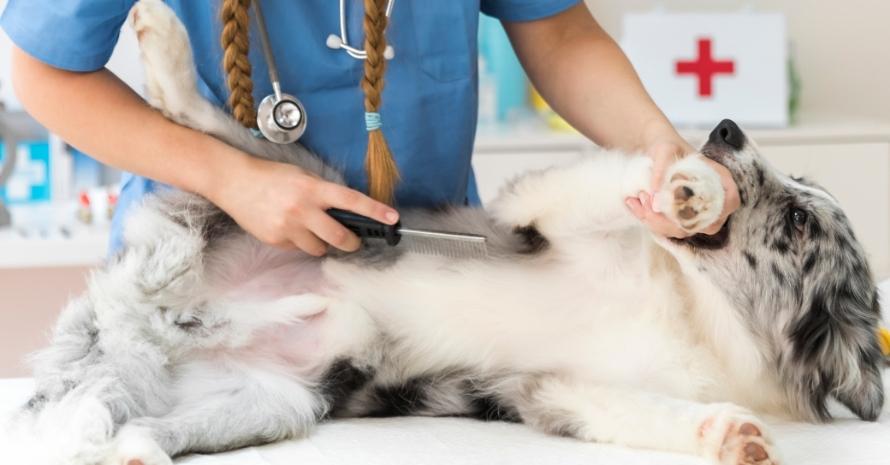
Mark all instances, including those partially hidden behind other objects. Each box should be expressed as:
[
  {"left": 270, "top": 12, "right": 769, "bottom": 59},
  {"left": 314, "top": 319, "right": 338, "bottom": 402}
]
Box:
[{"left": 586, "top": 0, "right": 890, "bottom": 122}]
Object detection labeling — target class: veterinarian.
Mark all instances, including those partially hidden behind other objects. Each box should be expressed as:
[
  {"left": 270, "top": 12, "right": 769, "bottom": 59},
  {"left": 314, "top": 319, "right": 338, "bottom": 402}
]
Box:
[{"left": 2, "top": 0, "right": 739, "bottom": 255}]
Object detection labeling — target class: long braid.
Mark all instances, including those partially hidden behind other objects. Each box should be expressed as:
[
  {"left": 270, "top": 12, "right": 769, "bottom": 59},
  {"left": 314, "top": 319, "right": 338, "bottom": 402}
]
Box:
[
  {"left": 361, "top": 0, "right": 400, "bottom": 205},
  {"left": 220, "top": 0, "right": 256, "bottom": 128}
]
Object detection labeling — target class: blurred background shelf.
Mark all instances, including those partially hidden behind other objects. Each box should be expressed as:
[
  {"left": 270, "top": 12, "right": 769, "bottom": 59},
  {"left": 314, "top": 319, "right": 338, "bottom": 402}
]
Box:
[
  {"left": 475, "top": 114, "right": 890, "bottom": 153},
  {"left": 0, "top": 228, "right": 108, "bottom": 269}
]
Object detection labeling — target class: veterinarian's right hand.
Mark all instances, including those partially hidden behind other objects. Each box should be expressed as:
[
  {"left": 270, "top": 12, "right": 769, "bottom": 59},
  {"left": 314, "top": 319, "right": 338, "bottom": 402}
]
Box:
[{"left": 206, "top": 155, "right": 399, "bottom": 256}]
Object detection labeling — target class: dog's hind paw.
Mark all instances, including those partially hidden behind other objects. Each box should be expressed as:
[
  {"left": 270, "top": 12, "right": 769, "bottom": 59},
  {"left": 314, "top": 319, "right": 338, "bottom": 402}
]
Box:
[
  {"left": 698, "top": 405, "right": 779, "bottom": 465},
  {"left": 656, "top": 155, "right": 725, "bottom": 233},
  {"left": 129, "top": 0, "right": 199, "bottom": 118},
  {"left": 104, "top": 425, "right": 173, "bottom": 465}
]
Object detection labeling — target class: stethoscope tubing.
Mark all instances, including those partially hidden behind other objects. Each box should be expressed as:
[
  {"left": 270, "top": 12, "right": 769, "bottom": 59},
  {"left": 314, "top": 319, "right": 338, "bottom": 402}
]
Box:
[
  {"left": 335, "top": 0, "right": 396, "bottom": 60},
  {"left": 251, "top": 0, "right": 396, "bottom": 143},
  {"left": 253, "top": 0, "right": 282, "bottom": 100}
]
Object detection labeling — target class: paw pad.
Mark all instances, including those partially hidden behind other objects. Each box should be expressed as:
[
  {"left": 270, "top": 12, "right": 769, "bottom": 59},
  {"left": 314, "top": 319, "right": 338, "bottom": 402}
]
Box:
[{"left": 657, "top": 157, "right": 725, "bottom": 233}]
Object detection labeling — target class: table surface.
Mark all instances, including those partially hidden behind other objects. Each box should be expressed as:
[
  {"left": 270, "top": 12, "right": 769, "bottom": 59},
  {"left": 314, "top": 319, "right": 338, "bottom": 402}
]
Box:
[{"left": 2, "top": 376, "right": 890, "bottom": 465}]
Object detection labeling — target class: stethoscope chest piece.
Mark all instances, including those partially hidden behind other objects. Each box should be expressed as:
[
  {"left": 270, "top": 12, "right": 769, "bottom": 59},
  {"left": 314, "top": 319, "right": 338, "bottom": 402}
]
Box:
[{"left": 257, "top": 93, "right": 307, "bottom": 144}]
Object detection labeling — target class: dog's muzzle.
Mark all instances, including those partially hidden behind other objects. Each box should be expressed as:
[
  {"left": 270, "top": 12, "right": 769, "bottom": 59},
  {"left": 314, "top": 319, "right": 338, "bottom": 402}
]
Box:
[{"left": 701, "top": 119, "right": 746, "bottom": 165}]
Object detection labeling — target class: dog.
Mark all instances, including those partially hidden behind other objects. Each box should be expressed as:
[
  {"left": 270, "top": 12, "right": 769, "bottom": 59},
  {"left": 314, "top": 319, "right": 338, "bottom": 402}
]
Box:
[{"left": 2, "top": 2, "right": 884, "bottom": 465}]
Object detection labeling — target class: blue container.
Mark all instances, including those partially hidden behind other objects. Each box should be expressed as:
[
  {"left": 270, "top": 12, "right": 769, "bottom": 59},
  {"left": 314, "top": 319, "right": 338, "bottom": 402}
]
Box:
[
  {"left": 479, "top": 15, "right": 527, "bottom": 122},
  {"left": 0, "top": 140, "right": 51, "bottom": 204}
]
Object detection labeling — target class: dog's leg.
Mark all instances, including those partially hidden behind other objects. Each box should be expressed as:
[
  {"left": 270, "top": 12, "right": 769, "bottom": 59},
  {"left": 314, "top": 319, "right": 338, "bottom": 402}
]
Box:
[
  {"left": 104, "top": 361, "right": 325, "bottom": 464},
  {"left": 508, "top": 375, "right": 778, "bottom": 465},
  {"left": 130, "top": 0, "right": 238, "bottom": 138},
  {"left": 490, "top": 152, "right": 724, "bottom": 239},
  {"left": 489, "top": 151, "right": 653, "bottom": 238}
]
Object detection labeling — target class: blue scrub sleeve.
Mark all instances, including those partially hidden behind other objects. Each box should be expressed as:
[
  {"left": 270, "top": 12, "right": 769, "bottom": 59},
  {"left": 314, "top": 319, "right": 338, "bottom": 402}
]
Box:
[
  {"left": 480, "top": 0, "right": 581, "bottom": 22},
  {"left": 0, "top": 0, "right": 136, "bottom": 72}
]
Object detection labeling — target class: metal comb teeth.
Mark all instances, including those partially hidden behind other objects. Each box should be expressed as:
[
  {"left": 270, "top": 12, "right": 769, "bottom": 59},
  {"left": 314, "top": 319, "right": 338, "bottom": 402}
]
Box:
[{"left": 396, "top": 228, "right": 488, "bottom": 258}]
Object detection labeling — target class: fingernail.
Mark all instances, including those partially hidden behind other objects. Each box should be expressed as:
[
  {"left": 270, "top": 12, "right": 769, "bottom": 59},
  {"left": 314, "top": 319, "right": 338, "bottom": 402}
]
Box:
[
  {"left": 385, "top": 211, "right": 399, "bottom": 223},
  {"left": 638, "top": 193, "right": 649, "bottom": 210},
  {"left": 651, "top": 192, "right": 663, "bottom": 213}
]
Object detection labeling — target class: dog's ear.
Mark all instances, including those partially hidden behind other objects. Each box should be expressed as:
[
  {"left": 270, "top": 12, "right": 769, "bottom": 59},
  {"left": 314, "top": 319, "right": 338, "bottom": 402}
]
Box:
[{"left": 782, "top": 289, "right": 884, "bottom": 422}]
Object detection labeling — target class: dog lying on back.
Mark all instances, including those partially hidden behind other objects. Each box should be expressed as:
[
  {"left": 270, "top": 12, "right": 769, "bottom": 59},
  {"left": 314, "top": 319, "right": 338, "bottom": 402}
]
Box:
[{"left": 3, "top": 2, "right": 885, "bottom": 465}]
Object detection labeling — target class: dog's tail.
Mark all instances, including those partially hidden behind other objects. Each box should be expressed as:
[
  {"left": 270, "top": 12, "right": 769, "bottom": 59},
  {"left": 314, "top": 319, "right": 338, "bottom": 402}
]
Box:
[{"left": 1, "top": 298, "right": 132, "bottom": 465}]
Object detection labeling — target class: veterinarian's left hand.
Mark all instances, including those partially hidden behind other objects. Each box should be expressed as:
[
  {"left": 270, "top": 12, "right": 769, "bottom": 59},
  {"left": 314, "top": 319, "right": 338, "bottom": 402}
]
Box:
[{"left": 626, "top": 140, "right": 741, "bottom": 238}]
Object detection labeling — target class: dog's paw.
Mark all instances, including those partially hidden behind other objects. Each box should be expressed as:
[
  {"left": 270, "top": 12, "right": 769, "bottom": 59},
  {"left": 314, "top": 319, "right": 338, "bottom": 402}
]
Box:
[
  {"left": 698, "top": 405, "right": 779, "bottom": 465},
  {"left": 656, "top": 156, "right": 725, "bottom": 233},
  {"left": 104, "top": 425, "right": 173, "bottom": 465},
  {"left": 129, "top": 0, "right": 196, "bottom": 114}
]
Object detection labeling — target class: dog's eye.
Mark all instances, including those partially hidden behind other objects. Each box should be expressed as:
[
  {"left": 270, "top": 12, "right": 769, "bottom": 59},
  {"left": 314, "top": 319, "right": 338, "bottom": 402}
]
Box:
[{"left": 790, "top": 208, "right": 808, "bottom": 232}]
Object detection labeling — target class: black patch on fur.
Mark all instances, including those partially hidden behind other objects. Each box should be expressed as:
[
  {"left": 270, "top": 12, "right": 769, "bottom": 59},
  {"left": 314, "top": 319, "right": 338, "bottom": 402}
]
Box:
[
  {"left": 755, "top": 164, "right": 765, "bottom": 187},
  {"left": 772, "top": 239, "right": 790, "bottom": 255},
  {"left": 201, "top": 212, "right": 240, "bottom": 245},
  {"left": 24, "top": 393, "right": 48, "bottom": 412},
  {"left": 802, "top": 253, "right": 817, "bottom": 275},
  {"left": 672, "top": 217, "right": 731, "bottom": 250},
  {"left": 467, "top": 395, "right": 521, "bottom": 422},
  {"left": 771, "top": 262, "right": 785, "bottom": 286},
  {"left": 368, "top": 378, "right": 430, "bottom": 417},
  {"left": 513, "top": 224, "right": 549, "bottom": 254},
  {"left": 320, "top": 358, "right": 375, "bottom": 413},
  {"left": 174, "top": 315, "right": 204, "bottom": 331},
  {"left": 742, "top": 251, "right": 757, "bottom": 269},
  {"left": 809, "top": 219, "right": 824, "bottom": 239},
  {"left": 738, "top": 188, "right": 747, "bottom": 207}
]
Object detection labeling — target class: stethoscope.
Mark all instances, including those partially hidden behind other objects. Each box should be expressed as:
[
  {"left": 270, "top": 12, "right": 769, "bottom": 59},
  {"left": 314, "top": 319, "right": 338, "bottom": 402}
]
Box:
[{"left": 254, "top": 0, "right": 395, "bottom": 144}]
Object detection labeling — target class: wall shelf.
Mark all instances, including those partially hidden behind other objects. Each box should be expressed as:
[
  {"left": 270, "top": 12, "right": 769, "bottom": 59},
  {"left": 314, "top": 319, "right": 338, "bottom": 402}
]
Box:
[{"left": 0, "top": 228, "right": 108, "bottom": 269}]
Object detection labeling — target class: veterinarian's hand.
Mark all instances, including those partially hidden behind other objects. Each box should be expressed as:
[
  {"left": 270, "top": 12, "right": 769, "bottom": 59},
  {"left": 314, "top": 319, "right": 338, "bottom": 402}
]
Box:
[
  {"left": 626, "top": 141, "right": 740, "bottom": 237},
  {"left": 208, "top": 156, "right": 399, "bottom": 256}
]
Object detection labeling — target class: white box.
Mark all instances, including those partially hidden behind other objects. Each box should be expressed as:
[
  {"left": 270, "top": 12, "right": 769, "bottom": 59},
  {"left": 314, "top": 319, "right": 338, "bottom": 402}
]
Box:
[{"left": 622, "top": 12, "right": 788, "bottom": 128}]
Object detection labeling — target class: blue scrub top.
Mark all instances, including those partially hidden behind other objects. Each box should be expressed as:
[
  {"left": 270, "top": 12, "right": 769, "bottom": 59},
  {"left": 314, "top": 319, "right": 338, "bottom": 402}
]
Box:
[{"left": 1, "top": 0, "right": 579, "bottom": 252}]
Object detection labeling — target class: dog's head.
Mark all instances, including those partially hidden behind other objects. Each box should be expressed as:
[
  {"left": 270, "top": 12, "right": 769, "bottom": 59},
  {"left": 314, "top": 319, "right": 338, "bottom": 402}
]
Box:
[{"left": 674, "top": 119, "right": 884, "bottom": 422}]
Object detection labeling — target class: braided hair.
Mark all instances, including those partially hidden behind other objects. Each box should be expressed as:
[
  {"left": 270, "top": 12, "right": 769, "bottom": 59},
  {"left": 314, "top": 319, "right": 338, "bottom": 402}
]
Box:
[
  {"left": 219, "top": 0, "right": 400, "bottom": 204},
  {"left": 220, "top": 0, "right": 256, "bottom": 128}
]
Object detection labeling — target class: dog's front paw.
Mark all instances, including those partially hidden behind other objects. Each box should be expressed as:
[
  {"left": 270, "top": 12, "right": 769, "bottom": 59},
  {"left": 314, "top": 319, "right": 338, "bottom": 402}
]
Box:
[
  {"left": 656, "top": 156, "right": 724, "bottom": 233},
  {"left": 104, "top": 424, "right": 173, "bottom": 465},
  {"left": 698, "top": 404, "right": 779, "bottom": 465}
]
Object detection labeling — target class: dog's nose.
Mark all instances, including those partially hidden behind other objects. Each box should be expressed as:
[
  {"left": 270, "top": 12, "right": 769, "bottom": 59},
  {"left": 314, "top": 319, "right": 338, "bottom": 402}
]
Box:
[{"left": 708, "top": 119, "right": 746, "bottom": 150}]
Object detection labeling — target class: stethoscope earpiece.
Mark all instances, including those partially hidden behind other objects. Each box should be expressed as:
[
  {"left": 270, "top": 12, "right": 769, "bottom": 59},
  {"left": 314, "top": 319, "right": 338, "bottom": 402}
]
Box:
[
  {"left": 325, "top": 0, "right": 396, "bottom": 61},
  {"left": 326, "top": 34, "right": 395, "bottom": 60}
]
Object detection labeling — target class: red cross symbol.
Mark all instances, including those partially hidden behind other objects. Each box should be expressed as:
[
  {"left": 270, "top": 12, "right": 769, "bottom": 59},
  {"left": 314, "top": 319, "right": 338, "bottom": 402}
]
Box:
[{"left": 675, "top": 38, "right": 735, "bottom": 98}]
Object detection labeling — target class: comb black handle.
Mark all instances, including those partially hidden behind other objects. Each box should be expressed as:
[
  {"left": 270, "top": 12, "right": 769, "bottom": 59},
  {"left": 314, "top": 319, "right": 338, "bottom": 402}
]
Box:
[{"left": 327, "top": 208, "right": 402, "bottom": 246}]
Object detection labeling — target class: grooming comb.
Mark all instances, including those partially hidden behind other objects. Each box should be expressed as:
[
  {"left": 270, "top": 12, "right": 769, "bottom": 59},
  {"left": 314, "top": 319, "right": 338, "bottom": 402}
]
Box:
[{"left": 327, "top": 209, "right": 488, "bottom": 258}]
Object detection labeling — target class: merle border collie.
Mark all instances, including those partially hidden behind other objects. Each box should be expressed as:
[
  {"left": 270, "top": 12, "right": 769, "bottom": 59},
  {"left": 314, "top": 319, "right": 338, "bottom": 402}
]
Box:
[{"left": 3, "top": 2, "right": 884, "bottom": 465}]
